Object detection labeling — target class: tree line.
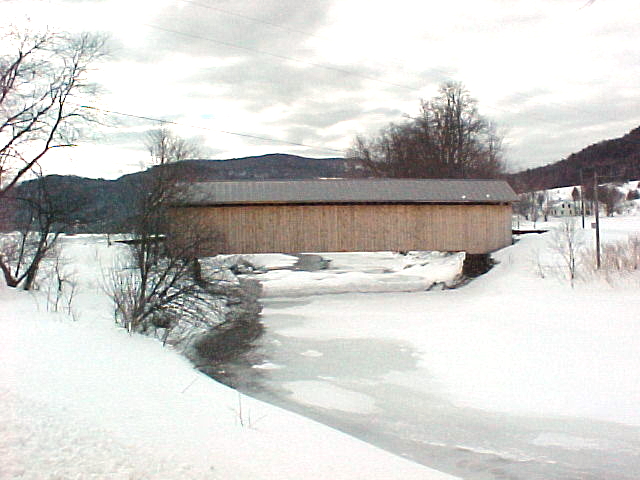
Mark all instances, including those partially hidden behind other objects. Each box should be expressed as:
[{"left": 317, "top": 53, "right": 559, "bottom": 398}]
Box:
[
  {"left": 508, "top": 126, "right": 640, "bottom": 193},
  {"left": 348, "top": 82, "right": 505, "bottom": 180}
]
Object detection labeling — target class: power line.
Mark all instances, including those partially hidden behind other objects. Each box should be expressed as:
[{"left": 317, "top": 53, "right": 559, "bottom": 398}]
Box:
[
  {"left": 175, "top": 0, "right": 330, "bottom": 42},
  {"left": 76, "top": 104, "right": 346, "bottom": 155},
  {"left": 173, "top": 0, "right": 460, "bottom": 81},
  {"left": 142, "top": 22, "right": 629, "bottom": 130},
  {"left": 142, "top": 22, "right": 418, "bottom": 92},
  {"left": 166, "top": 0, "right": 625, "bottom": 123},
  {"left": 47, "top": 0, "right": 627, "bottom": 130},
  {"left": 48, "top": 0, "right": 637, "bottom": 163}
]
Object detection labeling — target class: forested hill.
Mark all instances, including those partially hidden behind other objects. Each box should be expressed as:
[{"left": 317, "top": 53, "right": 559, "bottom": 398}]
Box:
[
  {"left": 508, "top": 126, "right": 640, "bottom": 193},
  {"left": 9, "top": 154, "right": 349, "bottom": 232},
  {"left": 160, "top": 154, "right": 349, "bottom": 181}
]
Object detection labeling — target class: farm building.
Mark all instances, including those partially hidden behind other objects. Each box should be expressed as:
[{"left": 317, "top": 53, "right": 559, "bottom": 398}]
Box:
[
  {"left": 167, "top": 179, "right": 518, "bottom": 257},
  {"left": 550, "top": 200, "right": 582, "bottom": 217}
]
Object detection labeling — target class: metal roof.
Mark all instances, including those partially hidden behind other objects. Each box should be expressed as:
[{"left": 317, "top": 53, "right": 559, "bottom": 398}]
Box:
[{"left": 172, "top": 179, "right": 518, "bottom": 206}]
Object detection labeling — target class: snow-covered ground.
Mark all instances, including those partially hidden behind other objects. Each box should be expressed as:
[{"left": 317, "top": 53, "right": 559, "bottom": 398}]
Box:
[
  {"left": 235, "top": 215, "right": 640, "bottom": 479},
  {"left": 3, "top": 212, "right": 640, "bottom": 479},
  {"left": 258, "top": 251, "right": 464, "bottom": 297},
  {"left": 258, "top": 236, "right": 640, "bottom": 426},
  {"left": 253, "top": 216, "right": 640, "bottom": 425},
  {"left": 0, "top": 235, "right": 456, "bottom": 480}
]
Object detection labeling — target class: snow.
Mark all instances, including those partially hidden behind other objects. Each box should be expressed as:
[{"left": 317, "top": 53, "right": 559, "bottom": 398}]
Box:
[
  {"left": 283, "top": 381, "right": 380, "bottom": 414},
  {"left": 531, "top": 432, "right": 613, "bottom": 451},
  {"left": 4, "top": 212, "right": 640, "bottom": 478},
  {"left": 213, "top": 253, "right": 298, "bottom": 270},
  {"left": 252, "top": 361, "right": 284, "bottom": 370},
  {"left": 0, "top": 235, "right": 456, "bottom": 480},
  {"left": 300, "top": 349, "right": 323, "bottom": 357},
  {"left": 257, "top": 217, "right": 640, "bottom": 427},
  {"left": 259, "top": 251, "right": 464, "bottom": 297}
]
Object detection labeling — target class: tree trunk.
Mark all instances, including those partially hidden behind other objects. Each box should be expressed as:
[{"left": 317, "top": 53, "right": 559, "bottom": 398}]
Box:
[{"left": 0, "top": 259, "right": 19, "bottom": 287}]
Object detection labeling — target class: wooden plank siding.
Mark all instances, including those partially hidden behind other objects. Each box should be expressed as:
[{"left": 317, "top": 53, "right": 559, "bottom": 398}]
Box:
[{"left": 168, "top": 203, "right": 513, "bottom": 255}]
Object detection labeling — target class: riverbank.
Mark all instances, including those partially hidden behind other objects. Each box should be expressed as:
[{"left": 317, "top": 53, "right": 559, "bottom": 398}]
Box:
[
  {"left": 0, "top": 235, "right": 458, "bottom": 480},
  {"left": 218, "top": 221, "right": 640, "bottom": 480}
]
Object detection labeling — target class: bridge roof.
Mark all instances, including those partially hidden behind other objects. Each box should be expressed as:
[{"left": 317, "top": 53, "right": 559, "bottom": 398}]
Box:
[{"left": 172, "top": 178, "right": 518, "bottom": 206}]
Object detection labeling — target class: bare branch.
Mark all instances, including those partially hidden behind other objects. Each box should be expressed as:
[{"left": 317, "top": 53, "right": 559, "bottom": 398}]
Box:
[
  {"left": 0, "top": 27, "right": 107, "bottom": 199},
  {"left": 349, "top": 82, "right": 504, "bottom": 179}
]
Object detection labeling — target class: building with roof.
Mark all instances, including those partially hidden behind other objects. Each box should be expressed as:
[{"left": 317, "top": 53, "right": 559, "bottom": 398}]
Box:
[
  {"left": 549, "top": 200, "right": 582, "bottom": 217},
  {"left": 167, "top": 179, "right": 518, "bottom": 256}
]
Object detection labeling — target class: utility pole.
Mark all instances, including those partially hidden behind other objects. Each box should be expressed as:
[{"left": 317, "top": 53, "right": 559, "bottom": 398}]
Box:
[
  {"left": 579, "top": 169, "right": 585, "bottom": 229},
  {"left": 593, "top": 171, "right": 601, "bottom": 269}
]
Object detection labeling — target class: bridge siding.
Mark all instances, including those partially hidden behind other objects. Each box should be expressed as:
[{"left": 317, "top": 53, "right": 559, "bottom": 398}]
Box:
[{"left": 168, "top": 203, "right": 513, "bottom": 256}]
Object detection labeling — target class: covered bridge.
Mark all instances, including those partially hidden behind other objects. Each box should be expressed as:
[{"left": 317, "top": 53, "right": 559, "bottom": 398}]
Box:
[{"left": 167, "top": 178, "right": 517, "bottom": 257}]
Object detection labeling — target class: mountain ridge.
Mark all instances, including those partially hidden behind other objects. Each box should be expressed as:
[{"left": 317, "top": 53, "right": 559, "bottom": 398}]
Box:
[
  {"left": 8, "top": 127, "right": 640, "bottom": 232},
  {"left": 507, "top": 126, "right": 640, "bottom": 192},
  {"left": 8, "top": 154, "right": 351, "bottom": 232}
]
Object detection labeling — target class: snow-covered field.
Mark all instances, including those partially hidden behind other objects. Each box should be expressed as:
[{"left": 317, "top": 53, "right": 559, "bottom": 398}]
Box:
[
  {"left": 0, "top": 236, "right": 455, "bottom": 480},
  {"left": 243, "top": 214, "right": 640, "bottom": 479},
  {"left": 254, "top": 225, "right": 640, "bottom": 426},
  {"left": 2, "top": 212, "right": 640, "bottom": 479}
]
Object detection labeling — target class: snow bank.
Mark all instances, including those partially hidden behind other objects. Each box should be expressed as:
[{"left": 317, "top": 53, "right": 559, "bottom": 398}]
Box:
[
  {"left": 261, "top": 221, "right": 640, "bottom": 427},
  {"left": 283, "top": 380, "right": 381, "bottom": 414},
  {"left": 260, "top": 251, "right": 464, "bottom": 297},
  {"left": 0, "top": 236, "right": 457, "bottom": 480}
]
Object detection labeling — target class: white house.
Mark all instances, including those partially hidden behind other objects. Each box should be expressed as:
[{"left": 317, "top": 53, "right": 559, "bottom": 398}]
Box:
[{"left": 550, "top": 200, "right": 581, "bottom": 216}]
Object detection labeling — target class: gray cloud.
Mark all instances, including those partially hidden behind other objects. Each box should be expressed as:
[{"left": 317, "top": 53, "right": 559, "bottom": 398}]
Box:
[
  {"left": 500, "top": 90, "right": 640, "bottom": 171},
  {"left": 186, "top": 57, "right": 382, "bottom": 111},
  {"left": 111, "top": 0, "right": 331, "bottom": 63},
  {"left": 275, "top": 102, "right": 365, "bottom": 129},
  {"left": 48, "top": 0, "right": 640, "bottom": 175}
]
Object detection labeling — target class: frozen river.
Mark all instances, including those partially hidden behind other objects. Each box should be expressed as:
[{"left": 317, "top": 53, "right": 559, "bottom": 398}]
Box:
[
  {"left": 216, "top": 245, "right": 640, "bottom": 480},
  {"left": 226, "top": 295, "right": 640, "bottom": 480}
]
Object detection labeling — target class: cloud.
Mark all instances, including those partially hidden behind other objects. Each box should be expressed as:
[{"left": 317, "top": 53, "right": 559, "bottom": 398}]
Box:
[
  {"left": 500, "top": 90, "right": 640, "bottom": 171},
  {"left": 279, "top": 103, "right": 367, "bottom": 129},
  {"left": 14, "top": 0, "right": 640, "bottom": 178},
  {"left": 112, "top": 0, "right": 331, "bottom": 64},
  {"left": 184, "top": 56, "right": 383, "bottom": 111}
]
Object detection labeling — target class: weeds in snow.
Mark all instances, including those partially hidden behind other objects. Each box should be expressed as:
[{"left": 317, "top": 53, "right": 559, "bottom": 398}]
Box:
[
  {"left": 537, "top": 221, "right": 640, "bottom": 287},
  {"left": 579, "top": 236, "right": 640, "bottom": 285},
  {"left": 45, "top": 254, "right": 79, "bottom": 319},
  {"left": 230, "top": 393, "right": 266, "bottom": 429},
  {"left": 548, "top": 218, "right": 583, "bottom": 288}
]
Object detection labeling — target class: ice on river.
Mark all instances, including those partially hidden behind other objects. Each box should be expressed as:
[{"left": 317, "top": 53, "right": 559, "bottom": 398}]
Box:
[{"left": 240, "top": 217, "right": 640, "bottom": 479}]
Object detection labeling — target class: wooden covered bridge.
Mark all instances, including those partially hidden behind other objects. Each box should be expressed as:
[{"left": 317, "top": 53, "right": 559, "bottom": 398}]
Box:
[{"left": 167, "top": 178, "right": 517, "bottom": 259}]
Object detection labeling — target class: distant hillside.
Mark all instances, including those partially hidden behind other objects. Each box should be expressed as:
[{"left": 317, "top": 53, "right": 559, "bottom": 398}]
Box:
[
  {"left": 8, "top": 154, "right": 350, "bottom": 232},
  {"left": 508, "top": 126, "right": 640, "bottom": 193},
  {"left": 167, "top": 154, "right": 349, "bottom": 181}
]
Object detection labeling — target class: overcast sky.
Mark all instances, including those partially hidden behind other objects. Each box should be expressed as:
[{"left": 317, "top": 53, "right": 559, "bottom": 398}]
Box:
[{"left": 5, "top": 0, "right": 640, "bottom": 179}]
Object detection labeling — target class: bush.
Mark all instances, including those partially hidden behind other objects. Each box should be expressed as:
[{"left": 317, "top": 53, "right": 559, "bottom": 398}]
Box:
[
  {"left": 627, "top": 189, "right": 640, "bottom": 201},
  {"left": 579, "top": 236, "right": 640, "bottom": 283}
]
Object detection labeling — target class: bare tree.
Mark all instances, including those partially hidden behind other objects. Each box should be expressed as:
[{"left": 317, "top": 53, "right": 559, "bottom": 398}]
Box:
[
  {"left": 45, "top": 252, "right": 78, "bottom": 318},
  {"left": 107, "top": 127, "right": 219, "bottom": 333},
  {"left": 527, "top": 191, "right": 539, "bottom": 225},
  {"left": 0, "top": 172, "right": 87, "bottom": 289},
  {"left": 571, "top": 186, "right": 581, "bottom": 202},
  {"left": 537, "top": 191, "right": 553, "bottom": 221},
  {"left": 0, "top": 27, "right": 107, "bottom": 199},
  {"left": 348, "top": 81, "right": 505, "bottom": 179},
  {"left": 551, "top": 218, "right": 582, "bottom": 288},
  {"left": 597, "top": 185, "right": 624, "bottom": 216},
  {"left": 144, "top": 127, "right": 199, "bottom": 166},
  {"left": 515, "top": 193, "right": 532, "bottom": 219}
]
